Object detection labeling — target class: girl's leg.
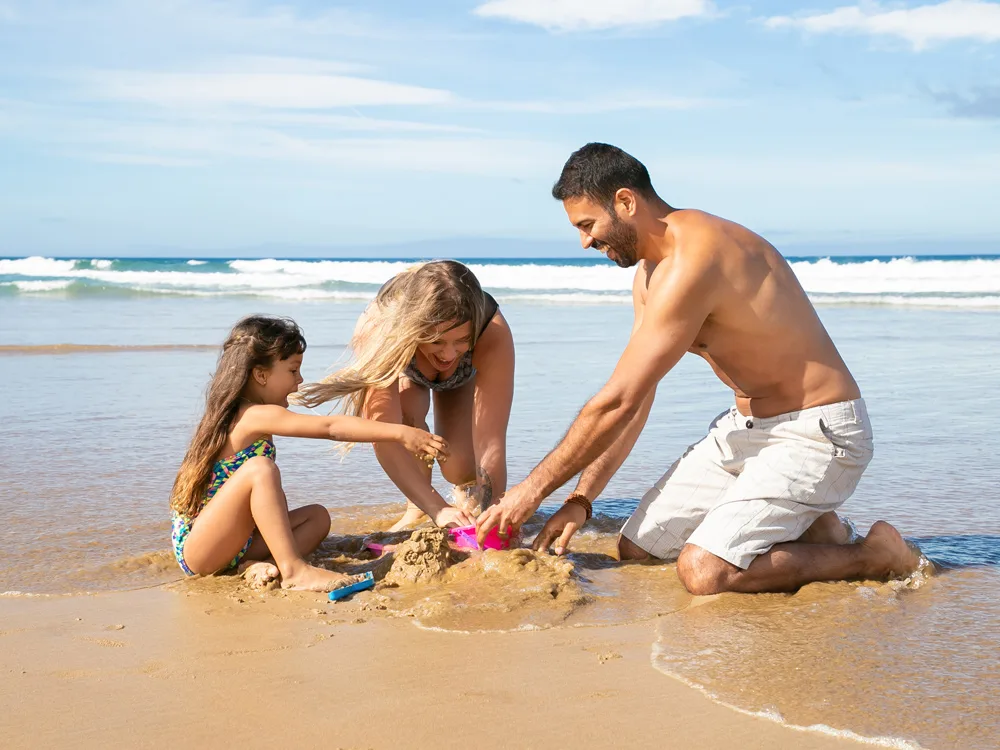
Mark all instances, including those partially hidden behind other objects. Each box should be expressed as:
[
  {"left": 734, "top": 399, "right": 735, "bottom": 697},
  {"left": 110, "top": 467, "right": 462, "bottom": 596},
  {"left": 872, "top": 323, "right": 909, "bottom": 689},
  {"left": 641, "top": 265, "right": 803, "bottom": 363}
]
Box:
[
  {"left": 181, "top": 457, "right": 363, "bottom": 592},
  {"left": 239, "top": 504, "right": 332, "bottom": 587},
  {"left": 243, "top": 504, "right": 332, "bottom": 561},
  {"left": 432, "top": 380, "right": 477, "bottom": 486},
  {"left": 365, "top": 378, "right": 434, "bottom": 531}
]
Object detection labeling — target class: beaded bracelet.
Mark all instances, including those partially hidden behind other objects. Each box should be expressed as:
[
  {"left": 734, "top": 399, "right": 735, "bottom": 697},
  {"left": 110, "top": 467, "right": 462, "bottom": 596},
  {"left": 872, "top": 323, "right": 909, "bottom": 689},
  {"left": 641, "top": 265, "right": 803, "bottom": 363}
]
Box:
[{"left": 563, "top": 493, "right": 593, "bottom": 521}]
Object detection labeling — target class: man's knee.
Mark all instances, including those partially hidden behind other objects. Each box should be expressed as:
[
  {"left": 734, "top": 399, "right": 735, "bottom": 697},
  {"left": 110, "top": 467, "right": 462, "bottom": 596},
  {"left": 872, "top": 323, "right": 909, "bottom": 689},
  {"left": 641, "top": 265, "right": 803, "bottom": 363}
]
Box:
[
  {"left": 617, "top": 535, "right": 651, "bottom": 561},
  {"left": 676, "top": 545, "right": 736, "bottom": 596}
]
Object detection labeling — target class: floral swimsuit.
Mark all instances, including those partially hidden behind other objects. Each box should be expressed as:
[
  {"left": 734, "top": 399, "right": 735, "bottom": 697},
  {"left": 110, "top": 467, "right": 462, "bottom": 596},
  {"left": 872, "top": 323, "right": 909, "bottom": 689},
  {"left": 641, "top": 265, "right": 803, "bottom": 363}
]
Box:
[{"left": 171, "top": 437, "right": 275, "bottom": 576}]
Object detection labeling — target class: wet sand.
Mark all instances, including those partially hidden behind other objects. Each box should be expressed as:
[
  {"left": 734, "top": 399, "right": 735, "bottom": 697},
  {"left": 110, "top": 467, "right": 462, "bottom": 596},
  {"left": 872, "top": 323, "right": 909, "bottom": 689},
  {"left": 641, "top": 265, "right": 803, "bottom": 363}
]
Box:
[
  {"left": 5, "top": 298, "right": 1000, "bottom": 748},
  {"left": 0, "top": 586, "right": 858, "bottom": 750}
]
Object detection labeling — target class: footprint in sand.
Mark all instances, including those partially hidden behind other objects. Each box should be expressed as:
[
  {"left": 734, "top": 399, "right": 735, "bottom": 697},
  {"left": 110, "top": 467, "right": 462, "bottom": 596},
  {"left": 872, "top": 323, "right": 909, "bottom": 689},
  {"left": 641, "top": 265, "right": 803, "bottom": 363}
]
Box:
[{"left": 78, "top": 637, "right": 126, "bottom": 648}]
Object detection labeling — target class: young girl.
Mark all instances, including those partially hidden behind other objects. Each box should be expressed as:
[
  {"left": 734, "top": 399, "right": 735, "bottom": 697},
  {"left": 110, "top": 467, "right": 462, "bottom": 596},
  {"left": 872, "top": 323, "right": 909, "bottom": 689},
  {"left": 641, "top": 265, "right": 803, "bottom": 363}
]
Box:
[{"left": 170, "top": 314, "right": 449, "bottom": 593}]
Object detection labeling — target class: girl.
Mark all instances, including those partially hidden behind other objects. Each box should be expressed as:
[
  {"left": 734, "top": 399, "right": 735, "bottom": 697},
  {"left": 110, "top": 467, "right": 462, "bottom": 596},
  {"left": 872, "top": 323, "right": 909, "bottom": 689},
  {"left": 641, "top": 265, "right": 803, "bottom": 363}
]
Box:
[
  {"left": 298, "top": 260, "right": 515, "bottom": 531},
  {"left": 170, "top": 315, "right": 448, "bottom": 593}
]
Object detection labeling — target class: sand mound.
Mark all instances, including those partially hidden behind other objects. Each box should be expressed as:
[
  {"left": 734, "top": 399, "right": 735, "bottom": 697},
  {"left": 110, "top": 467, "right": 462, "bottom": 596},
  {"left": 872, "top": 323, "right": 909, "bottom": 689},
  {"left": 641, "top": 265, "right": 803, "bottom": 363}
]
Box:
[{"left": 381, "top": 528, "right": 454, "bottom": 586}]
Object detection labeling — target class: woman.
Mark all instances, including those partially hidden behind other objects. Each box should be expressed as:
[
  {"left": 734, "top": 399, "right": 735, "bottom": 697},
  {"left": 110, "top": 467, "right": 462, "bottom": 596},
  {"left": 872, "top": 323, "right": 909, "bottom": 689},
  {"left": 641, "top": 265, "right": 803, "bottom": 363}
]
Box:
[{"left": 298, "top": 260, "right": 515, "bottom": 530}]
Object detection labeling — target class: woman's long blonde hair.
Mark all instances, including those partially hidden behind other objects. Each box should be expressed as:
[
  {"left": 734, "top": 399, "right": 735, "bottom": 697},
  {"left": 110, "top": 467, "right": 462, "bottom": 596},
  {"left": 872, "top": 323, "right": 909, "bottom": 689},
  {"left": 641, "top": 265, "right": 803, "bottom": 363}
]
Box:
[
  {"left": 170, "top": 315, "right": 306, "bottom": 518},
  {"left": 297, "top": 260, "right": 488, "bottom": 420}
]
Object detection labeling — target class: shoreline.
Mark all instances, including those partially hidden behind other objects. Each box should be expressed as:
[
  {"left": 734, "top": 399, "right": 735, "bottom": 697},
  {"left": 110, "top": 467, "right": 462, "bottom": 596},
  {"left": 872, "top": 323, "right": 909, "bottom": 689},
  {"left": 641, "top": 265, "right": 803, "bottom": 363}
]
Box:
[{"left": 0, "top": 586, "right": 870, "bottom": 750}]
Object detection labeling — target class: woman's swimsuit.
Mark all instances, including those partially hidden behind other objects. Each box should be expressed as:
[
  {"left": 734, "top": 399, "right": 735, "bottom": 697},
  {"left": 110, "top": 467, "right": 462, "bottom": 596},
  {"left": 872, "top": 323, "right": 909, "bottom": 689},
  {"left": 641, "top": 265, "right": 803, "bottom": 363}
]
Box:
[
  {"left": 403, "top": 293, "right": 499, "bottom": 392},
  {"left": 171, "top": 437, "right": 275, "bottom": 576}
]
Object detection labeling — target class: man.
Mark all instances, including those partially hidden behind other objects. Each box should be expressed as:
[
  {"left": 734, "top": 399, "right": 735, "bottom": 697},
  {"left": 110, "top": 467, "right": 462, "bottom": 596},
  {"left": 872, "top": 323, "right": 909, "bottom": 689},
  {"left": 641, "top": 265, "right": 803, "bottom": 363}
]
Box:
[{"left": 477, "top": 143, "right": 919, "bottom": 594}]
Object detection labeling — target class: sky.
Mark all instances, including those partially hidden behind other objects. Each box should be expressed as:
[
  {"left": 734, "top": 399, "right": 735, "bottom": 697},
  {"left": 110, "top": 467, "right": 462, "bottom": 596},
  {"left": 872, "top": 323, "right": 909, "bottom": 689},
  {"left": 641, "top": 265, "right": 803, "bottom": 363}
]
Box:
[{"left": 0, "top": 0, "right": 998, "bottom": 257}]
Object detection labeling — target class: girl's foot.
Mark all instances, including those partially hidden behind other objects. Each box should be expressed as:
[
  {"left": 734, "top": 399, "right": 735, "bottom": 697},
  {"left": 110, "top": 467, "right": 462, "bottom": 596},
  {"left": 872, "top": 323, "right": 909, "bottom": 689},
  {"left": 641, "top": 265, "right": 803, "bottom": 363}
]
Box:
[
  {"left": 388, "top": 506, "right": 429, "bottom": 532},
  {"left": 280, "top": 564, "right": 370, "bottom": 593},
  {"left": 239, "top": 560, "right": 280, "bottom": 589}
]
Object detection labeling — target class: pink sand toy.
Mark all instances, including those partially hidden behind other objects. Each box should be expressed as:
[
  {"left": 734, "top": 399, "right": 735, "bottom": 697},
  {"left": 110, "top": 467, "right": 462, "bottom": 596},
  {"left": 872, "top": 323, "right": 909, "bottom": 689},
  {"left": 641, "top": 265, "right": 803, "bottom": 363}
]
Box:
[{"left": 448, "top": 524, "right": 514, "bottom": 551}]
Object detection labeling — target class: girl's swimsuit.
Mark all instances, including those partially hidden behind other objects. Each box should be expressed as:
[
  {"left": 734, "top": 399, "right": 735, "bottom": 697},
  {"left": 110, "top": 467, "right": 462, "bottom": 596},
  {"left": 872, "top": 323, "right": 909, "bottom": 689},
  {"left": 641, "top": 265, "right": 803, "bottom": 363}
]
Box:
[
  {"left": 171, "top": 437, "right": 275, "bottom": 576},
  {"left": 403, "top": 294, "right": 500, "bottom": 392}
]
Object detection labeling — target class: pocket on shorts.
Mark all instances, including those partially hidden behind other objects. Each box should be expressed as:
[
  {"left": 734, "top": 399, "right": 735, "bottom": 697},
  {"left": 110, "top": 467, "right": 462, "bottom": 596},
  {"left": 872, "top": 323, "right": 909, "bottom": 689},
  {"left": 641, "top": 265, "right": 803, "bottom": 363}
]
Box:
[{"left": 816, "top": 416, "right": 874, "bottom": 464}]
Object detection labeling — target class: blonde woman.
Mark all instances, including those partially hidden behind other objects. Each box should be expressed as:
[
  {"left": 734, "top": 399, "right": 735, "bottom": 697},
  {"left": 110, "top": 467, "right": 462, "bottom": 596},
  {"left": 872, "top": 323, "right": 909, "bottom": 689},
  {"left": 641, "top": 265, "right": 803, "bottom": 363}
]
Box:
[{"left": 299, "top": 260, "right": 515, "bottom": 530}]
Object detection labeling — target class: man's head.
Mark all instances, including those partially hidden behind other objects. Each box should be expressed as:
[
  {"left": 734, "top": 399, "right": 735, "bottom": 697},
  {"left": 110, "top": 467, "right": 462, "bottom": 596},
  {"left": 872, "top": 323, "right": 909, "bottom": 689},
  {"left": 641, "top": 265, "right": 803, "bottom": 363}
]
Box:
[{"left": 552, "top": 143, "right": 657, "bottom": 269}]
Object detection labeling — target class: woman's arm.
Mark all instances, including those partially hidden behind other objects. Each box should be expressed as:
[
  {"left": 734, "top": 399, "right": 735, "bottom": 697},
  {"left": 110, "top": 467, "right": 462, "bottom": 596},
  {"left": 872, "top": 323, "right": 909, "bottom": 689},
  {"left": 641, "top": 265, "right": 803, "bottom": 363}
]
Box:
[
  {"left": 363, "top": 384, "right": 473, "bottom": 527},
  {"left": 239, "top": 405, "right": 448, "bottom": 457},
  {"left": 470, "top": 310, "right": 515, "bottom": 507}
]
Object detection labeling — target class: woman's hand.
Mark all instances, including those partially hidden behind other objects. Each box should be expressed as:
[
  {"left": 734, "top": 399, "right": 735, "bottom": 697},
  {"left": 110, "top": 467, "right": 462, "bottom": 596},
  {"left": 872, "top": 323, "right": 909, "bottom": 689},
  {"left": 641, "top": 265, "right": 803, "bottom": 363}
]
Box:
[
  {"left": 398, "top": 426, "right": 449, "bottom": 463},
  {"left": 532, "top": 502, "right": 587, "bottom": 555},
  {"left": 433, "top": 505, "right": 475, "bottom": 528}
]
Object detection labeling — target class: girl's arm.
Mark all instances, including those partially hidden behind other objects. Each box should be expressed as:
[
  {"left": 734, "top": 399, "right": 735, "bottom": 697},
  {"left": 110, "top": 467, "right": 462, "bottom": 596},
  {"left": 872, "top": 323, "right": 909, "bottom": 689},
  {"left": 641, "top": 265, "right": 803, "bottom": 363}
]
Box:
[
  {"left": 470, "top": 311, "right": 515, "bottom": 508},
  {"left": 239, "top": 405, "right": 448, "bottom": 457}
]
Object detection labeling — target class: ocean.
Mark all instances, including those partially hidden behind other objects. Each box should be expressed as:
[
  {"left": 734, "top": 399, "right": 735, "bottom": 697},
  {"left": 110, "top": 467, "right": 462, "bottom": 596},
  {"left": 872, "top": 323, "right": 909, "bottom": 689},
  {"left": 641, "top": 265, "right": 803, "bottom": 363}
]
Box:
[
  {"left": 1, "top": 253, "right": 998, "bottom": 749},
  {"left": 3, "top": 254, "right": 1000, "bottom": 309}
]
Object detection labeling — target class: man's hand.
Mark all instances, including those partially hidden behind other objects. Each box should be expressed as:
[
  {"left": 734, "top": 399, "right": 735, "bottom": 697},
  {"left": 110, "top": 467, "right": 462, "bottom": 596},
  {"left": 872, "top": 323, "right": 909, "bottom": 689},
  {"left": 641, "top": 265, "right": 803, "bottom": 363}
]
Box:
[
  {"left": 475, "top": 481, "right": 540, "bottom": 546},
  {"left": 532, "top": 502, "right": 587, "bottom": 555}
]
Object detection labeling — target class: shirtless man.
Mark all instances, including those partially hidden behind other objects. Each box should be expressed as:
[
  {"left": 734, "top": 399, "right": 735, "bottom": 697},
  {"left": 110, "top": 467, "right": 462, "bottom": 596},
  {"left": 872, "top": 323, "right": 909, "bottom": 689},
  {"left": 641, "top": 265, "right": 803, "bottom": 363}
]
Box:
[{"left": 476, "top": 143, "right": 919, "bottom": 594}]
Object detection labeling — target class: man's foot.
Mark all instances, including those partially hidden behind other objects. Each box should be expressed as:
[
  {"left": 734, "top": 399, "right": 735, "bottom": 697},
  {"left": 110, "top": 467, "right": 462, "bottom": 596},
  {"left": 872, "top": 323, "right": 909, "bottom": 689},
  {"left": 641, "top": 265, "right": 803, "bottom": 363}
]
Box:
[
  {"left": 239, "top": 561, "right": 279, "bottom": 589},
  {"left": 388, "top": 506, "right": 429, "bottom": 532},
  {"left": 861, "top": 521, "right": 921, "bottom": 579},
  {"left": 280, "top": 565, "right": 369, "bottom": 593},
  {"left": 799, "top": 511, "right": 852, "bottom": 545}
]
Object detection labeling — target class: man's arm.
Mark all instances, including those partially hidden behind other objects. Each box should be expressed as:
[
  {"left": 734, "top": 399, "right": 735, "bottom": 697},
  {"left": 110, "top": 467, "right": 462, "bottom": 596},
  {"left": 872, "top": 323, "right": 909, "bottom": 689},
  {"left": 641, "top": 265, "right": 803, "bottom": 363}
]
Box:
[
  {"left": 573, "top": 389, "right": 654, "bottom": 500},
  {"left": 571, "top": 260, "right": 656, "bottom": 501},
  {"left": 477, "top": 244, "right": 720, "bottom": 540}
]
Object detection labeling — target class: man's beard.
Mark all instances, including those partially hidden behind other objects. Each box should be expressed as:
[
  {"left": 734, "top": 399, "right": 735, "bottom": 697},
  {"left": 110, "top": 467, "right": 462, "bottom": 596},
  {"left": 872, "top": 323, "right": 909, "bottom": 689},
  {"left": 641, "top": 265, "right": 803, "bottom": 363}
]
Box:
[{"left": 592, "top": 215, "right": 638, "bottom": 268}]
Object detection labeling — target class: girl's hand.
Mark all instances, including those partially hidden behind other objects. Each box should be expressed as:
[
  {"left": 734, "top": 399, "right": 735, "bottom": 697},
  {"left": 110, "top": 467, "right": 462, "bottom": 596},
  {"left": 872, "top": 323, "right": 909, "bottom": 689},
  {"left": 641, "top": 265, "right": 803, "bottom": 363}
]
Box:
[
  {"left": 399, "top": 426, "right": 449, "bottom": 462},
  {"left": 433, "top": 505, "right": 474, "bottom": 528}
]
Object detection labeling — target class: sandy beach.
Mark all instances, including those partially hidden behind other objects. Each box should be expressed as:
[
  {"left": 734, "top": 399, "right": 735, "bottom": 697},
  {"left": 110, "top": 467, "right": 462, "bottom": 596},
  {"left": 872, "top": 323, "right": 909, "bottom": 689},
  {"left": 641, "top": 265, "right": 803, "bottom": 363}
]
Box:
[
  {"left": 3, "top": 273, "right": 999, "bottom": 749},
  {"left": 2, "top": 584, "right": 862, "bottom": 750}
]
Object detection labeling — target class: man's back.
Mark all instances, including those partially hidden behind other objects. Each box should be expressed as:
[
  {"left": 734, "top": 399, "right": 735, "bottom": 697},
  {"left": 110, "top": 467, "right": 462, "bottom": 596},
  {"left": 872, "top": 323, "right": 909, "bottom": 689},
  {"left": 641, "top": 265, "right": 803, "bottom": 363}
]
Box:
[{"left": 649, "top": 210, "right": 860, "bottom": 418}]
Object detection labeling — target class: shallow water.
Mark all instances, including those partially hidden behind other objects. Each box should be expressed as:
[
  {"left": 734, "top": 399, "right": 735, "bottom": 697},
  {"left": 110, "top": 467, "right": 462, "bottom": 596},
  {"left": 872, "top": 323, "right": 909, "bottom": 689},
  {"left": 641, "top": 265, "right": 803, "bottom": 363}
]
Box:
[{"left": 2, "top": 283, "right": 999, "bottom": 749}]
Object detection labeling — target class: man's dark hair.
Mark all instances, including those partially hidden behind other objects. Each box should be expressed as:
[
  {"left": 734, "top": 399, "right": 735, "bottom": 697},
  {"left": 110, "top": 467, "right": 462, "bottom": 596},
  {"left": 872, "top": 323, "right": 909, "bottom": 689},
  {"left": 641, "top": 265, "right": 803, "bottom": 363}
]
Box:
[{"left": 551, "top": 143, "right": 656, "bottom": 208}]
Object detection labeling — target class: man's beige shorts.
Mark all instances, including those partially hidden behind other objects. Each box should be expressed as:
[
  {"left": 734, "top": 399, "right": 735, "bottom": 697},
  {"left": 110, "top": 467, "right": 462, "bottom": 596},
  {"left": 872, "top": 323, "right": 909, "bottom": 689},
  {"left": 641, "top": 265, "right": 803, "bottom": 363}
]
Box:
[{"left": 621, "top": 399, "right": 874, "bottom": 570}]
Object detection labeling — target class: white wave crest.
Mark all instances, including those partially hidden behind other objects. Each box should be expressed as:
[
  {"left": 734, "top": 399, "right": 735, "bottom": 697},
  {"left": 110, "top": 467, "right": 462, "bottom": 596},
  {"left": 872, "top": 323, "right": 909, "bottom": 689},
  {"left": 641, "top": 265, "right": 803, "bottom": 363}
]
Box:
[
  {"left": 8, "top": 280, "right": 75, "bottom": 292},
  {"left": 229, "top": 258, "right": 635, "bottom": 292},
  {"left": 3, "top": 255, "right": 1000, "bottom": 307},
  {"left": 0, "top": 256, "right": 78, "bottom": 275},
  {"left": 790, "top": 256, "right": 1000, "bottom": 295}
]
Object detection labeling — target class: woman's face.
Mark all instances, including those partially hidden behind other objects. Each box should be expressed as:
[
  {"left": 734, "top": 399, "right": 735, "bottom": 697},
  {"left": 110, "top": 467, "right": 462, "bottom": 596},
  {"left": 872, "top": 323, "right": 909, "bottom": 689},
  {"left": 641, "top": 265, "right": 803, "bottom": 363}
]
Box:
[{"left": 417, "top": 320, "right": 472, "bottom": 372}]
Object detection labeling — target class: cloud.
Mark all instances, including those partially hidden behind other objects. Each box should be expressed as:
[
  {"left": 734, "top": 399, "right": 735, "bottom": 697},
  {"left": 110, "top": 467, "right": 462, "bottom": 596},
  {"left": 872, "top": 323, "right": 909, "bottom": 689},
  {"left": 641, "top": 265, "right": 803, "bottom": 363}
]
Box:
[
  {"left": 473, "top": 95, "right": 717, "bottom": 113},
  {"left": 81, "top": 152, "right": 207, "bottom": 167},
  {"left": 473, "top": 0, "right": 713, "bottom": 31},
  {"left": 765, "top": 0, "right": 1000, "bottom": 49},
  {"left": 0, "top": 97, "right": 557, "bottom": 177},
  {"left": 3, "top": 0, "right": 387, "bottom": 41},
  {"left": 931, "top": 85, "right": 1000, "bottom": 117},
  {"left": 212, "top": 56, "right": 374, "bottom": 76},
  {"left": 78, "top": 70, "right": 454, "bottom": 109}
]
